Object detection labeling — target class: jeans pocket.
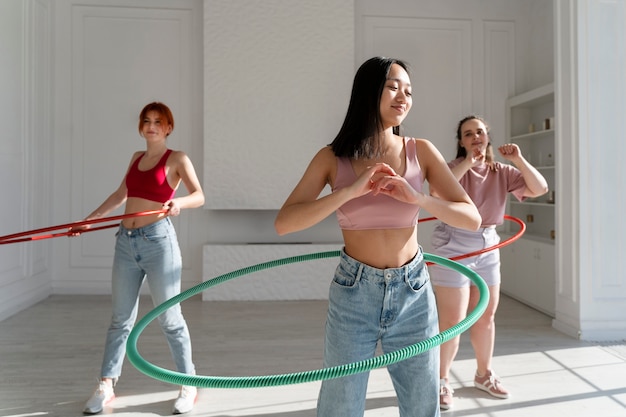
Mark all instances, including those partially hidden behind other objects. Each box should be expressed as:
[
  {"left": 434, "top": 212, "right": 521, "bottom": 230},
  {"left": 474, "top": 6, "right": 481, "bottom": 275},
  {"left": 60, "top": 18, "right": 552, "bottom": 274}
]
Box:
[
  {"left": 331, "top": 263, "right": 358, "bottom": 288},
  {"left": 406, "top": 267, "right": 429, "bottom": 293},
  {"left": 142, "top": 232, "right": 169, "bottom": 242}
]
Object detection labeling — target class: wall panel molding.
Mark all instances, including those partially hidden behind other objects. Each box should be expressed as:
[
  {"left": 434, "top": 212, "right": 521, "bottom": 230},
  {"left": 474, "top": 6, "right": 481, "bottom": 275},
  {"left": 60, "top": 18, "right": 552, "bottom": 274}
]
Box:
[
  {"left": 553, "top": 0, "right": 626, "bottom": 341},
  {"left": 362, "top": 16, "right": 476, "bottom": 160},
  {"left": 483, "top": 20, "right": 515, "bottom": 142},
  {"left": 580, "top": 0, "right": 625, "bottom": 301},
  {"left": 50, "top": 0, "right": 202, "bottom": 294},
  {"left": 0, "top": 0, "right": 52, "bottom": 321},
  {"left": 66, "top": 4, "right": 197, "bottom": 269},
  {"left": 28, "top": 0, "right": 53, "bottom": 277}
]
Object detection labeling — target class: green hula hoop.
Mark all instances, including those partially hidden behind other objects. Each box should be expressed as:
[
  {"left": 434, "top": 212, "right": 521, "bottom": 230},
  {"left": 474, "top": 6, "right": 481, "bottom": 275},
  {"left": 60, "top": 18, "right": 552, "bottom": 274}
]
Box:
[{"left": 127, "top": 251, "right": 489, "bottom": 389}]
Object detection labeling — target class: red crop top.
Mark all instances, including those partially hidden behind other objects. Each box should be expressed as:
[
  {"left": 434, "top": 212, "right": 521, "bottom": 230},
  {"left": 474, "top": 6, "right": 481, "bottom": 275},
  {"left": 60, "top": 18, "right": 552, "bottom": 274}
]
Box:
[
  {"left": 125, "top": 149, "right": 176, "bottom": 203},
  {"left": 332, "top": 137, "right": 424, "bottom": 230}
]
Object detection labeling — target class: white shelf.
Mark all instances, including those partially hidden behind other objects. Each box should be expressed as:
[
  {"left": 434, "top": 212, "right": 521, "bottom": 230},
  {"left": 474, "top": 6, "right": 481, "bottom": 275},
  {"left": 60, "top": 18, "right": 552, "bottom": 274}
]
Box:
[
  {"left": 511, "top": 129, "right": 553, "bottom": 141},
  {"left": 507, "top": 83, "right": 554, "bottom": 107},
  {"left": 510, "top": 201, "right": 555, "bottom": 208},
  {"left": 503, "top": 83, "right": 557, "bottom": 314}
]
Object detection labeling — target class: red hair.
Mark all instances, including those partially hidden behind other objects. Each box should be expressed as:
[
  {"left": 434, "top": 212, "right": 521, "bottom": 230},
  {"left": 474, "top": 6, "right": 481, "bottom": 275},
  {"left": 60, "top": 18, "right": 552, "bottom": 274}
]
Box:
[{"left": 138, "top": 102, "right": 174, "bottom": 137}]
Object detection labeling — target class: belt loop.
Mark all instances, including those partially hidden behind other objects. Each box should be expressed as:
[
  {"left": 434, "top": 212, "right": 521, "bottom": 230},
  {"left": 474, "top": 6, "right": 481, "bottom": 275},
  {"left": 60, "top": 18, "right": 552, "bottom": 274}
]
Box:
[{"left": 355, "top": 264, "right": 364, "bottom": 282}]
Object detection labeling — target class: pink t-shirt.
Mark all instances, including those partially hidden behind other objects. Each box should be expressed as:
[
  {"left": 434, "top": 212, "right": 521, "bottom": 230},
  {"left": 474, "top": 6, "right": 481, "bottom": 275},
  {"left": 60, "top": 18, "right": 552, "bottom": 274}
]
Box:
[
  {"left": 333, "top": 137, "right": 424, "bottom": 230},
  {"left": 449, "top": 157, "right": 526, "bottom": 226}
]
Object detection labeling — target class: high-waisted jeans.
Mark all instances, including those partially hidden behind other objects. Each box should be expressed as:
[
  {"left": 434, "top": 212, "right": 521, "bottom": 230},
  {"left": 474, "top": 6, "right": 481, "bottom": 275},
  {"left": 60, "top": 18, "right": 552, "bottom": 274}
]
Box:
[
  {"left": 100, "top": 217, "right": 195, "bottom": 380},
  {"left": 317, "top": 249, "right": 440, "bottom": 417}
]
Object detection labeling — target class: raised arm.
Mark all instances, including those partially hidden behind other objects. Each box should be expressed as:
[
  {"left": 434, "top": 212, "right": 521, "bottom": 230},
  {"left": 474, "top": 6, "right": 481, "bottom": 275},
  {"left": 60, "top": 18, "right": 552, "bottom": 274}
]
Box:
[
  {"left": 275, "top": 147, "right": 346, "bottom": 235},
  {"left": 449, "top": 147, "right": 483, "bottom": 180},
  {"left": 275, "top": 147, "right": 393, "bottom": 235},
  {"left": 498, "top": 144, "right": 549, "bottom": 198}
]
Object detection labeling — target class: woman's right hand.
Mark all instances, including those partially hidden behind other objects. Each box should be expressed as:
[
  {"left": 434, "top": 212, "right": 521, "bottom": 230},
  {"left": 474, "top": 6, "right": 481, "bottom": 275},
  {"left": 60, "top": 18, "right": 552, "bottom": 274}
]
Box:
[
  {"left": 68, "top": 223, "right": 91, "bottom": 237},
  {"left": 353, "top": 163, "right": 397, "bottom": 197},
  {"left": 467, "top": 147, "right": 485, "bottom": 166}
]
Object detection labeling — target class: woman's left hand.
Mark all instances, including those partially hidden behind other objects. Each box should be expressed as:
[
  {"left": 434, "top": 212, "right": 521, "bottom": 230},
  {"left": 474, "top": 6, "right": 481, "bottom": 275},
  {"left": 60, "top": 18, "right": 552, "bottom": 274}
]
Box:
[
  {"left": 163, "top": 199, "right": 181, "bottom": 216},
  {"left": 370, "top": 168, "right": 419, "bottom": 204},
  {"left": 498, "top": 143, "right": 521, "bottom": 161}
]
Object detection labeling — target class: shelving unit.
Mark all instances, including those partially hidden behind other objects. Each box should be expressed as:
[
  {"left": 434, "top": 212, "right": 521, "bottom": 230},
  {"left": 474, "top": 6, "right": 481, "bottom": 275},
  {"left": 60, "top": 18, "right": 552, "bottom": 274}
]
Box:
[
  {"left": 504, "top": 83, "right": 556, "bottom": 243},
  {"left": 500, "top": 83, "right": 556, "bottom": 317}
]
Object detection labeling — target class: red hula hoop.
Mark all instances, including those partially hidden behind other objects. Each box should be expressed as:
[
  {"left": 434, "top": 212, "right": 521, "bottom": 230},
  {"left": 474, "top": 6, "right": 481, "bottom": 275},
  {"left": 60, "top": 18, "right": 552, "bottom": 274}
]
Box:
[
  {"left": 419, "top": 214, "right": 526, "bottom": 265},
  {"left": 1, "top": 212, "right": 525, "bottom": 261},
  {"left": 0, "top": 209, "right": 168, "bottom": 245}
]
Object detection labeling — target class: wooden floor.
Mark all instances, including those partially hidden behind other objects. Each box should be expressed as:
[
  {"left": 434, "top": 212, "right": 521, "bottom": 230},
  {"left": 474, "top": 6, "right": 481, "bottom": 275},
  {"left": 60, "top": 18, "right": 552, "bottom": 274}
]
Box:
[{"left": 1, "top": 294, "right": 625, "bottom": 417}]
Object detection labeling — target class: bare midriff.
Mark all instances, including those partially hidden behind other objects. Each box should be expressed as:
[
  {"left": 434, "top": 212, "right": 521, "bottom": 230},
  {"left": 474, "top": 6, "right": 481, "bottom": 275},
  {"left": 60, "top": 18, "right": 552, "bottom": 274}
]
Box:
[
  {"left": 121, "top": 197, "right": 168, "bottom": 229},
  {"left": 341, "top": 226, "right": 419, "bottom": 269}
]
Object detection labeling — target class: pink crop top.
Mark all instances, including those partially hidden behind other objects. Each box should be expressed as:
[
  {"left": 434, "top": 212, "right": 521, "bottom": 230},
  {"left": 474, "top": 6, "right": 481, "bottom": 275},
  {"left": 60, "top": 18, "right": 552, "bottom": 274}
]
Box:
[
  {"left": 449, "top": 157, "right": 527, "bottom": 226},
  {"left": 125, "top": 149, "right": 176, "bottom": 203},
  {"left": 333, "top": 137, "right": 424, "bottom": 230}
]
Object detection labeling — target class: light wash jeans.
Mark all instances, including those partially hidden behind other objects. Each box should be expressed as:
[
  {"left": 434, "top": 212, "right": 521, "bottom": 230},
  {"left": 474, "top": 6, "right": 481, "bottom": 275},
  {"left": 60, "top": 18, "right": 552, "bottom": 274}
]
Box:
[
  {"left": 317, "top": 249, "right": 440, "bottom": 417},
  {"left": 100, "top": 217, "right": 195, "bottom": 380}
]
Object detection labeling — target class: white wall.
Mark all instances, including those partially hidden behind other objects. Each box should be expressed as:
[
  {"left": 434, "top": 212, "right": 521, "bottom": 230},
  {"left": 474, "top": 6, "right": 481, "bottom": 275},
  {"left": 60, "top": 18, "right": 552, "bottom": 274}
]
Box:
[
  {"left": 4, "top": 0, "right": 622, "bottom": 342},
  {"left": 201, "top": 0, "right": 555, "bottom": 298},
  {"left": 1, "top": 0, "right": 555, "bottom": 318},
  {"left": 0, "top": 0, "right": 53, "bottom": 321},
  {"left": 553, "top": 0, "right": 626, "bottom": 341},
  {"left": 50, "top": 0, "right": 204, "bottom": 294},
  {"left": 204, "top": 0, "right": 354, "bottom": 210},
  {"left": 203, "top": 0, "right": 555, "bottom": 211},
  {"left": 202, "top": 0, "right": 555, "bottom": 248},
  {"left": 356, "top": 0, "right": 554, "bottom": 160}
]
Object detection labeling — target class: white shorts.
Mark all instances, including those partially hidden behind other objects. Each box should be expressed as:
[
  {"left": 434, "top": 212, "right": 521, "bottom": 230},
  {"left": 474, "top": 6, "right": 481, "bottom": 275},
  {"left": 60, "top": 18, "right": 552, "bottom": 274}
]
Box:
[{"left": 429, "top": 222, "right": 501, "bottom": 288}]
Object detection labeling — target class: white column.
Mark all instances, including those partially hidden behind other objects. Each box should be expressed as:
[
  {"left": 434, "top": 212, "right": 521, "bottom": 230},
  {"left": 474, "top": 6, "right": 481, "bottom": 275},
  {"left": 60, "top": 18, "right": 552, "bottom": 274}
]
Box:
[{"left": 553, "top": 0, "right": 626, "bottom": 341}]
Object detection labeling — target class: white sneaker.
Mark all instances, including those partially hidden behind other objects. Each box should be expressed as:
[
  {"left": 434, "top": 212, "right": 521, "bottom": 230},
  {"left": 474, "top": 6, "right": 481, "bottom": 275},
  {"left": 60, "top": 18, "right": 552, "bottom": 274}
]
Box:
[
  {"left": 172, "top": 386, "right": 197, "bottom": 414},
  {"left": 83, "top": 380, "right": 115, "bottom": 414}
]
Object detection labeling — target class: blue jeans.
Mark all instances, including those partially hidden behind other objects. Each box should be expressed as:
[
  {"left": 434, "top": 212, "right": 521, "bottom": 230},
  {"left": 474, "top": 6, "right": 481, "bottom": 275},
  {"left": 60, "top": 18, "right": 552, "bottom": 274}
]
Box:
[
  {"left": 317, "top": 249, "right": 440, "bottom": 417},
  {"left": 100, "top": 217, "right": 195, "bottom": 380}
]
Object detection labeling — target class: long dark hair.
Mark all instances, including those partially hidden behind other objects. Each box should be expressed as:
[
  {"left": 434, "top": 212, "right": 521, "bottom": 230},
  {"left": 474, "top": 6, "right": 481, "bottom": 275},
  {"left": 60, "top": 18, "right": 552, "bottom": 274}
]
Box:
[
  {"left": 455, "top": 115, "right": 496, "bottom": 171},
  {"left": 330, "top": 57, "right": 410, "bottom": 158}
]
